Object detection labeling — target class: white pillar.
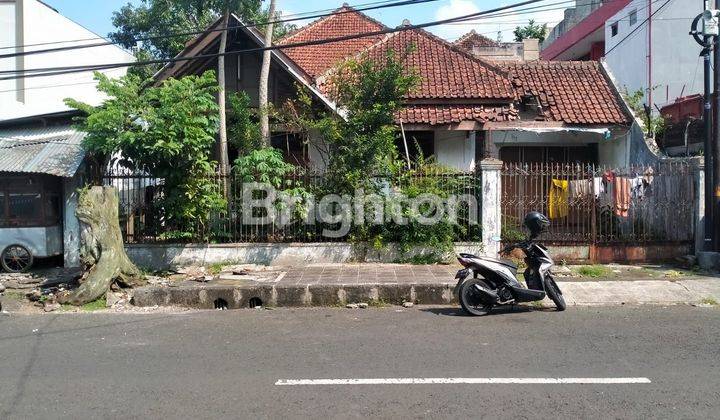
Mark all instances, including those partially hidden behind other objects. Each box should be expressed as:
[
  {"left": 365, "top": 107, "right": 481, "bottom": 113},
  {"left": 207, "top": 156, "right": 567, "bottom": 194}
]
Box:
[{"left": 480, "top": 158, "right": 503, "bottom": 256}]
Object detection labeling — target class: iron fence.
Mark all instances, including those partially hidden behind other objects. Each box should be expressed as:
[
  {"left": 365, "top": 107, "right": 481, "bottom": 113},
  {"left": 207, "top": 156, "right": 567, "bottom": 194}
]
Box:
[
  {"left": 501, "top": 161, "right": 695, "bottom": 244},
  {"left": 103, "top": 166, "right": 482, "bottom": 244},
  {"left": 105, "top": 161, "right": 696, "bottom": 246}
]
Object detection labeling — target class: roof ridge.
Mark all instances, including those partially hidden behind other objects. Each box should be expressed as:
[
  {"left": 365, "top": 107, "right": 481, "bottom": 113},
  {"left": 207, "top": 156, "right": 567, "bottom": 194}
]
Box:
[
  {"left": 278, "top": 4, "right": 388, "bottom": 45},
  {"left": 452, "top": 30, "right": 477, "bottom": 46}
]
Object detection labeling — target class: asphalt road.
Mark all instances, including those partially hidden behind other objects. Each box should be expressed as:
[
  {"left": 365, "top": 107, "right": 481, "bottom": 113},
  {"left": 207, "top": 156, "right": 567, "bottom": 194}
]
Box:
[{"left": 1, "top": 306, "right": 718, "bottom": 419}]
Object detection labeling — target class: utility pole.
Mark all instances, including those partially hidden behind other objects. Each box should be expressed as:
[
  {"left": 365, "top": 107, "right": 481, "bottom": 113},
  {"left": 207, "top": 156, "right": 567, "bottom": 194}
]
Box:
[
  {"left": 691, "top": 2, "right": 716, "bottom": 251},
  {"left": 715, "top": 0, "right": 720, "bottom": 250}
]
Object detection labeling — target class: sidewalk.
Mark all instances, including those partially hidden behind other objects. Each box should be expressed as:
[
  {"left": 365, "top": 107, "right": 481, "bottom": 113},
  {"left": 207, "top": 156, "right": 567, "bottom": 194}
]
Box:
[{"left": 131, "top": 263, "right": 720, "bottom": 309}]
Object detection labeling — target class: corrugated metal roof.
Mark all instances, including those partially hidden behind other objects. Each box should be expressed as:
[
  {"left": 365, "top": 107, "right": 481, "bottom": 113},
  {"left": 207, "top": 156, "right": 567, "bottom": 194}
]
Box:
[{"left": 0, "top": 125, "right": 86, "bottom": 177}]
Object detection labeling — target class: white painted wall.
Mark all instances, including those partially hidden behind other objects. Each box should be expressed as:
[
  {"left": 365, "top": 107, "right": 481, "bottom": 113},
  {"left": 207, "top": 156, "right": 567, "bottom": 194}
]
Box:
[
  {"left": 0, "top": 0, "right": 134, "bottom": 121},
  {"left": 434, "top": 130, "right": 475, "bottom": 171},
  {"left": 604, "top": 0, "right": 704, "bottom": 109},
  {"left": 598, "top": 132, "right": 629, "bottom": 166}
]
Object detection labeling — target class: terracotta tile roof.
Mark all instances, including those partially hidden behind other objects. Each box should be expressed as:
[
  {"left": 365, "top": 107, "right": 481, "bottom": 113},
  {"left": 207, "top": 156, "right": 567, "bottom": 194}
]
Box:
[
  {"left": 277, "top": 6, "right": 387, "bottom": 78},
  {"left": 453, "top": 30, "right": 499, "bottom": 51},
  {"left": 499, "top": 61, "right": 630, "bottom": 125},
  {"left": 397, "top": 104, "right": 517, "bottom": 125},
  {"left": 349, "top": 28, "right": 515, "bottom": 100}
]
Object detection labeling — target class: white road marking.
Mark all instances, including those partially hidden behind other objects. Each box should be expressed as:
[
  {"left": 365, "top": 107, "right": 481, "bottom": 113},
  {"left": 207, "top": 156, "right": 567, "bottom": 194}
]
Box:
[{"left": 275, "top": 377, "right": 652, "bottom": 386}]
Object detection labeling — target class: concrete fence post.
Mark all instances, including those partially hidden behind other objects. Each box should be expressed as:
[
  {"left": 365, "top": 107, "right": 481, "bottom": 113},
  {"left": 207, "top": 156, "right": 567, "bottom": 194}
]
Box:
[
  {"left": 693, "top": 160, "right": 706, "bottom": 256},
  {"left": 479, "top": 158, "right": 503, "bottom": 256}
]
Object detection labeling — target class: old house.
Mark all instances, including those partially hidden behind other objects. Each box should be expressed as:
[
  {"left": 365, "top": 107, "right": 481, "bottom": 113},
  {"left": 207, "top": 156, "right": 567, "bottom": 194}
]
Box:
[{"left": 157, "top": 5, "right": 651, "bottom": 171}]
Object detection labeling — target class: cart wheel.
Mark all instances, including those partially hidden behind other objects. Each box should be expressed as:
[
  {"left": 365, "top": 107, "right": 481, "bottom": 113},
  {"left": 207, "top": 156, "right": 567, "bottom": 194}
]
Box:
[{"left": 1, "top": 244, "right": 34, "bottom": 273}]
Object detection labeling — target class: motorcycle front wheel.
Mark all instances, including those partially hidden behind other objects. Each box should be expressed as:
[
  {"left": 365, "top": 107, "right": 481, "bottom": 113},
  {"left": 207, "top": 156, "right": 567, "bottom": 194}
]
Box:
[
  {"left": 459, "top": 279, "right": 494, "bottom": 316},
  {"left": 544, "top": 276, "right": 566, "bottom": 311}
]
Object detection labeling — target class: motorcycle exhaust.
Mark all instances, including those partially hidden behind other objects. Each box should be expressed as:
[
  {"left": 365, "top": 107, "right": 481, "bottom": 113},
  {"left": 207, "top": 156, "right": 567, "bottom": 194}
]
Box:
[{"left": 471, "top": 282, "right": 499, "bottom": 304}]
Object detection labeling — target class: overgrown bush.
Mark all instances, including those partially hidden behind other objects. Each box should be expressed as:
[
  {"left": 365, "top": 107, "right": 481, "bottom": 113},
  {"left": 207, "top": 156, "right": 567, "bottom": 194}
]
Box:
[{"left": 66, "top": 71, "right": 226, "bottom": 237}]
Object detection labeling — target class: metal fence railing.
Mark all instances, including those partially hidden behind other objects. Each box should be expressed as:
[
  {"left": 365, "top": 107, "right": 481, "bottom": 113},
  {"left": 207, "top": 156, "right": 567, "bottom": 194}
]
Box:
[
  {"left": 500, "top": 161, "right": 695, "bottom": 244},
  {"left": 103, "top": 166, "right": 482, "bottom": 244},
  {"left": 104, "top": 160, "right": 696, "bottom": 246}
]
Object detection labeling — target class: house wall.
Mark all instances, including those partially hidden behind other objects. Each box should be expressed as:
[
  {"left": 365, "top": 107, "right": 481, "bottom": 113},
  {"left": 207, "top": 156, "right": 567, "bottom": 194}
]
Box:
[
  {"left": 604, "top": 0, "right": 704, "bottom": 109},
  {"left": 225, "top": 33, "right": 298, "bottom": 108},
  {"left": 0, "top": 0, "right": 134, "bottom": 121},
  {"left": 434, "top": 130, "right": 475, "bottom": 171},
  {"left": 597, "top": 131, "right": 629, "bottom": 166}
]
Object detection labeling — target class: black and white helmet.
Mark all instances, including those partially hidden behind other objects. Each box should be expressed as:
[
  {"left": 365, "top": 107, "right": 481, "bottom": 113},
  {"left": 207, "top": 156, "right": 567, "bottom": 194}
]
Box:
[{"left": 524, "top": 211, "right": 550, "bottom": 237}]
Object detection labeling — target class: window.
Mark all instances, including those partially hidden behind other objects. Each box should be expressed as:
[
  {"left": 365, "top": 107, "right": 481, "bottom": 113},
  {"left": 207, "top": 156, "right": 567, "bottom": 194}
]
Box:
[
  {"left": 0, "top": 175, "right": 62, "bottom": 227},
  {"left": 396, "top": 131, "right": 434, "bottom": 163},
  {"left": 8, "top": 193, "right": 42, "bottom": 225},
  {"left": 629, "top": 9, "right": 637, "bottom": 26},
  {"left": 610, "top": 22, "right": 619, "bottom": 37}
]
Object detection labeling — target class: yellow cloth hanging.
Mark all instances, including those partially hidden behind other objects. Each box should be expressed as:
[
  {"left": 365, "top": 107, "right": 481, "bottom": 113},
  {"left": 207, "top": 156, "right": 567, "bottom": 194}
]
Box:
[{"left": 549, "top": 179, "right": 569, "bottom": 219}]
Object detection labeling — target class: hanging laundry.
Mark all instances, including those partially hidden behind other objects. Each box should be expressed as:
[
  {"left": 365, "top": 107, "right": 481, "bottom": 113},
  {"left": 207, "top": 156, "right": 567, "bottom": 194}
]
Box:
[
  {"left": 630, "top": 176, "right": 644, "bottom": 199},
  {"left": 549, "top": 179, "right": 569, "bottom": 219},
  {"left": 569, "top": 179, "right": 591, "bottom": 199},
  {"left": 614, "top": 176, "right": 631, "bottom": 217},
  {"left": 592, "top": 177, "right": 604, "bottom": 198}
]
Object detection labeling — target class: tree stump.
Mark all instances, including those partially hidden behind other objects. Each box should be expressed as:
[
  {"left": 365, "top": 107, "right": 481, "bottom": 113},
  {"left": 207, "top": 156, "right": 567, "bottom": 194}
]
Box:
[{"left": 58, "top": 186, "right": 145, "bottom": 305}]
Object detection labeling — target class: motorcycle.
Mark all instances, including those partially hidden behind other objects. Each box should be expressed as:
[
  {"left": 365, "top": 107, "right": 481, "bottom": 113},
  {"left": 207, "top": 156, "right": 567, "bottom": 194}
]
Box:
[{"left": 453, "top": 212, "right": 566, "bottom": 316}]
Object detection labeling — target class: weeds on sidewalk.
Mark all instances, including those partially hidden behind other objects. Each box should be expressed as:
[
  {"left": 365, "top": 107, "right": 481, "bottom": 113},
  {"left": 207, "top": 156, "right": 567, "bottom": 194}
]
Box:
[
  {"left": 700, "top": 297, "right": 718, "bottom": 306},
  {"left": 576, "top": 265, "right": 609, "bottom": 278}
]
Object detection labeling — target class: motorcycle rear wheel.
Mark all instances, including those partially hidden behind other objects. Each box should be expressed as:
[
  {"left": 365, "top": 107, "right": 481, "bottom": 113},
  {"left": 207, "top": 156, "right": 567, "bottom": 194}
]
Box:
[
  {"left": 544, "top": 276, "right": 566, "bottom": 311},
  {"left": 459, "top": 279, "right": 494, "bottom": 316}
]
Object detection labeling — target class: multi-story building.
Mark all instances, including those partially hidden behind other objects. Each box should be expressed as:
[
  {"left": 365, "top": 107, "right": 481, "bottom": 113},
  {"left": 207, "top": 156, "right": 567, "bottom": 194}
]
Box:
[{"left": 541, "top": 0, "right": 703, "bottom": 110}]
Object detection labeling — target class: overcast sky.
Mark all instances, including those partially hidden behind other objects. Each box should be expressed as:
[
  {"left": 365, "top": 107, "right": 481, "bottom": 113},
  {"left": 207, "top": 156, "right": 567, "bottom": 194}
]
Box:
[{"left": 42, "top": 0, "right": 565, "bottom": 43}]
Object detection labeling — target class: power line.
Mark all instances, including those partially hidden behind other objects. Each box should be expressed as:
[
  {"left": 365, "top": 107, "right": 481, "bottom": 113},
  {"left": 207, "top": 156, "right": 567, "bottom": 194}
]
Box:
[
  {"left": 2, "top": 0, "right": 590, "bottom": 80},
  {"left": 0, "top": 0, "right": 440, "bottom": 60},
  {"left": 0, "top": 0, "right": 553, "bottom": 81},
  {"left": 0, "top": 0, "right": 405, "bottom": 51}
]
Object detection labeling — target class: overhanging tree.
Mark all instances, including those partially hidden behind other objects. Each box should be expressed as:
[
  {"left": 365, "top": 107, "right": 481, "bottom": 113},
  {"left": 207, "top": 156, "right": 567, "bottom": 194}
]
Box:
[{"left": 65, "top": 71, "right": 226, "bottom": 237}]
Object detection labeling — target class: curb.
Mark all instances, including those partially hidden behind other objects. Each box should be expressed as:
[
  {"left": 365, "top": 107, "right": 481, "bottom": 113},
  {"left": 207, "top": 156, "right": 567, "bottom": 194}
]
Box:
[
  {"left": 132, "top": 283, "right": 458, "bottom": 309},
  {"left": 132, "top": 278, "right": 720, "bottom": 310}
]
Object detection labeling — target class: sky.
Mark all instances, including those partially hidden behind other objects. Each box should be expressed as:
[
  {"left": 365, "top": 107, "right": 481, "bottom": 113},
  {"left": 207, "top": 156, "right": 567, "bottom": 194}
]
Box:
[{"left": 42, "top": 0, "right": 566, "bottom": 43}]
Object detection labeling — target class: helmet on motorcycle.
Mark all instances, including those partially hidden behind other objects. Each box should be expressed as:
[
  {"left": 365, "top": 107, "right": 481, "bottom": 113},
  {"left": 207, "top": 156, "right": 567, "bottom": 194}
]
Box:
[{"left": 524, "top": 212, "right": 550, "bottom": 238}]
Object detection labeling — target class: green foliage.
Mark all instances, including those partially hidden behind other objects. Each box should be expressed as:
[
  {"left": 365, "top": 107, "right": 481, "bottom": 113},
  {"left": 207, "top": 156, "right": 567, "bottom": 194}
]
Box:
[
  {"left": 234, "top": 147, "right": 310, "bottom": 225},
  {"left": 227, "top": 91, "right": 262, "bottom": 155},
  {"left": 700, "top": 297, "right": 718, "bottom": 306},
  {"left": 501, "top": 217, "right": 527, "bottom": 242},
  {"left": 81, "top": 296, "right": 107, "bottom": 311},
  {"left": 576, "top": 265, "right": 609, "bottom": 278},
  {"left": 623, "top": 88, "right": 666, "bottom": 139},
  {"left": 322, "top": 48, "right": 419, "bottom": 193},
  {"left": 65, "top": 71, "right": 226, "bottom": 236},
  {"left": 513, "top": 19, "right": 548, "bottom": 42},
  {"left": 234, "top": 147, "right": 295, "bottom": 187}
]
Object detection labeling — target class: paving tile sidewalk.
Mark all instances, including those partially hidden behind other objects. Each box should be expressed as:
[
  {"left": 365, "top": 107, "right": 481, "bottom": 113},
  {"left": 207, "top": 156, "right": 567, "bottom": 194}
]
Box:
[{"left": 274, "top": 264, "right": 460, "bottom": 285}]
